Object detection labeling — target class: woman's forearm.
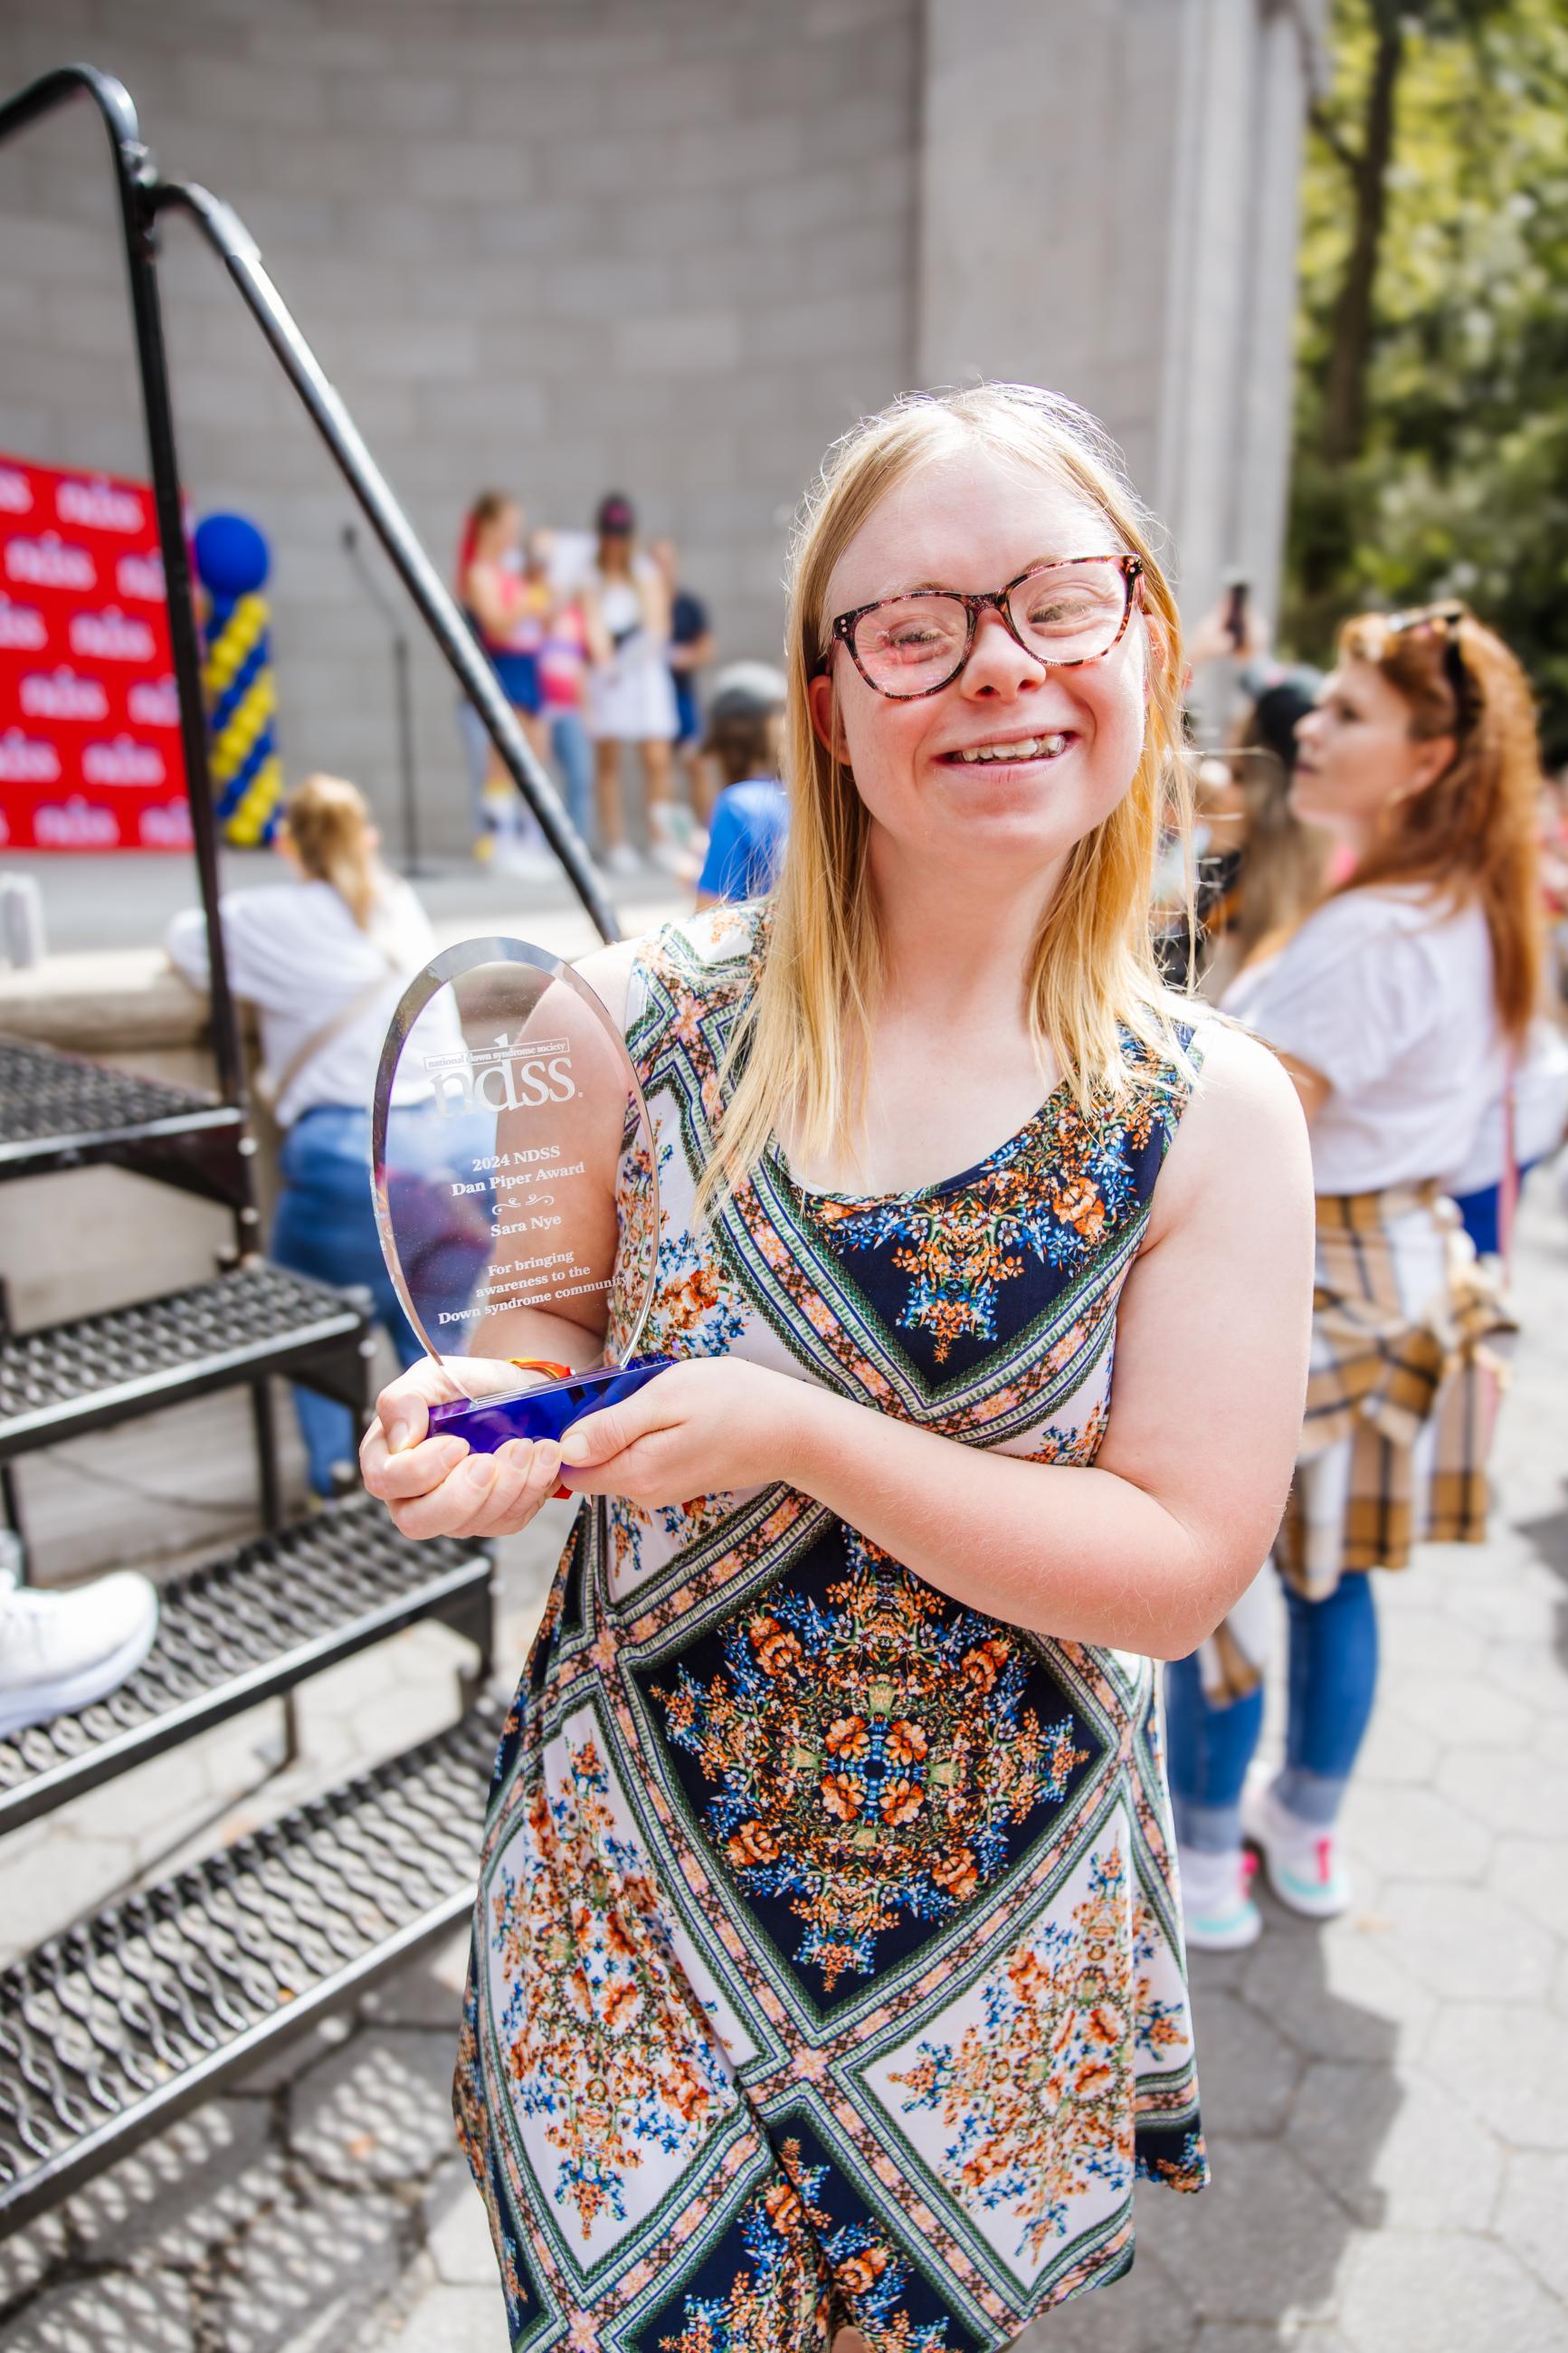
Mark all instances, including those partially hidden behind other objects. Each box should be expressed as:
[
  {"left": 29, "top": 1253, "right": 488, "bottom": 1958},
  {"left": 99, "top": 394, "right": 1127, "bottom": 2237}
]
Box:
[{"left": 784, "top": 1386, "right": 1224, "bottom": 1660}]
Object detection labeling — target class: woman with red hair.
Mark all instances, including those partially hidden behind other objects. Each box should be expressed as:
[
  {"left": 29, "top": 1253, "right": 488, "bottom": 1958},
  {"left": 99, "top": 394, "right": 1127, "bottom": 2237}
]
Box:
[
  {"left": 1167, "top": 604, "right": 1552, "bottom": 1948},
  {"left": 456, "top": 489, "right": 554, "bottom": 875}
]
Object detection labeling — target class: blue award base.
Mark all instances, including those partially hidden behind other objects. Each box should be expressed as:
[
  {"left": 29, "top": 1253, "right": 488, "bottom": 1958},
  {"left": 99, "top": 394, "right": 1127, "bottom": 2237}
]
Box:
[{"left": 425, "top": 1356, "right": 674, "bottom": 1454}]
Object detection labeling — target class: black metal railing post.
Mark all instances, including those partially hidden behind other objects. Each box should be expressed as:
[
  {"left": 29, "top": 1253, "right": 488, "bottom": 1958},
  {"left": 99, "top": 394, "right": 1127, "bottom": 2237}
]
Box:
[
  {"left": 0, "top": 64, "right": 257, "bottom": 1231},
  {"left": 157, "top": 180, "right": 620, "bottom": 948},
  {"left": 0, "top": 62, "right": 623, "bottom": 957}
]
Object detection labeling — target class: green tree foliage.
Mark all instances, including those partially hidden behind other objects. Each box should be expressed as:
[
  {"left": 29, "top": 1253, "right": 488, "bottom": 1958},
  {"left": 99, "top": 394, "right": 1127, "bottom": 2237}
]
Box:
[{"left": 1287, "top": 0, "right": 1568, "bottom": 761}]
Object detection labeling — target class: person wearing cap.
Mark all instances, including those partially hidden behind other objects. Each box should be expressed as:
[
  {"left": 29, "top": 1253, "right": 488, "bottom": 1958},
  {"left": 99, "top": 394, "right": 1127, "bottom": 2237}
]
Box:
[
  {"left": 694, "top": 662, "right": 789, "bottom": 909},
  {"left": 581, "top": 492, "right": 682, "bottom": 877}
]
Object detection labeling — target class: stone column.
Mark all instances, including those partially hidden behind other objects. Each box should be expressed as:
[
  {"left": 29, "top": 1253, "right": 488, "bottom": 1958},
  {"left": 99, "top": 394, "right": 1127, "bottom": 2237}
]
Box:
[{"left": 918, "top": 0, "right": 1319, "bottom": 625}]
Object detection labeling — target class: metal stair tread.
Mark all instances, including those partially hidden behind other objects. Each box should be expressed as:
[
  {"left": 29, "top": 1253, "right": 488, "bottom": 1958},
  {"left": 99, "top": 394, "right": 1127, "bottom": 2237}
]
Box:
[
  {"left": 0, "top": 1700, "right": 498, "bottom": 2232},
  {"left": 0, "top": 1035, "right": 240, "bottom": 1168},
  {"left": 0, "top": 1262, "right": 366, "bottom": 1453},
  {"left": 0, "top": 1495, "right": 490, "bottom": 1832}
]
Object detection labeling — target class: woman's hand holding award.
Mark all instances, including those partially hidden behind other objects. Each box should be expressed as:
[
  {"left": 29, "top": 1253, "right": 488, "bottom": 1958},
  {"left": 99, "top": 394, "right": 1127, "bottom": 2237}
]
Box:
[{"left": 371, "top": 938, "right": 671, "bottom": 1455}]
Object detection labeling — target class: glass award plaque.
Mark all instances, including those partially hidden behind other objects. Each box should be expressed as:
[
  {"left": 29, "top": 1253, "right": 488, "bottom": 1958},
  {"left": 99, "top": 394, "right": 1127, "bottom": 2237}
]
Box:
[{"left": 371, "top": 936, "right": 671, "bottom": 1454}]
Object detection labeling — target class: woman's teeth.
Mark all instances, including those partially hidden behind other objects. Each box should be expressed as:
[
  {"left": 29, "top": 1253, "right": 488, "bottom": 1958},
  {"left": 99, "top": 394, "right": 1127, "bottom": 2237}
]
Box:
[{"left": 954, "top": 734, "right": 1069, "bottom": 764}]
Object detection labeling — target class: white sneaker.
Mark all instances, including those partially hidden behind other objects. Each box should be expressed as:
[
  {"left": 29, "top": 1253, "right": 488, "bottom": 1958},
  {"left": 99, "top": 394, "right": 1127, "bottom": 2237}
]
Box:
[
  {"left": 601, "top": 842, "right": 641, "bottom": 878},
  {"left": 648, "top": 808, "right": 699, "bottom": 880},
  {"left": 1177, "top": 1843, "right": 1261, "bottom": 1951},
  {"left": 649, "top": 841, "right": 695, "bottom": 879},
  {"left": 0, "top": 1572, "right": 159, "bottom": 1739},
  {"left": 1242, "top": 1766, "right": 1353, "bottom": 1920}
]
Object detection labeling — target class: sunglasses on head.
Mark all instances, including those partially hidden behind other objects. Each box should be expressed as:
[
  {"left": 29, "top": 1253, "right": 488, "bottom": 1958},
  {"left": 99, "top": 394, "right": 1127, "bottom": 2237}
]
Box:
[{"left": 1383, "top": 602, "right": 1477, "bottom": 738}]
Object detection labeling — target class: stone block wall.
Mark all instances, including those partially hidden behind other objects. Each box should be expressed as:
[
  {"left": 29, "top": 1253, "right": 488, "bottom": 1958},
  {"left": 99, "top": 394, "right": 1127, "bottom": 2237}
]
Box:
[
  {"left": 0, "top": 0, "right": 922, "bottom": 854},
  {"left": 0, "top": 0, "right": 1312, "bottom": 855}
]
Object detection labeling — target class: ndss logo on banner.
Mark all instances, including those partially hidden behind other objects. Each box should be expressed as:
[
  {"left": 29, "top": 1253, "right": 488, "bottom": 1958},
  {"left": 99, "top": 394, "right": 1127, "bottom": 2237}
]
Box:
[{"left": 0, "top": 455, "right": 189, "bottom": 853}]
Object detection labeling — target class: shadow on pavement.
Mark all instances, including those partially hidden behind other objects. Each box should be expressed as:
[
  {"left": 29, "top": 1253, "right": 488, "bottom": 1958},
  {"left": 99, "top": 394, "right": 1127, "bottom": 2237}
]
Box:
[{"left": 1032, "top": 1900, "right": 1401, "bottom": 2350}]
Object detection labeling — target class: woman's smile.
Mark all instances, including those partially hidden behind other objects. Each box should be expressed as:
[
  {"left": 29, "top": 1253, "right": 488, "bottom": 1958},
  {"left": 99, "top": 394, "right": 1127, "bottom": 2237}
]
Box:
[{"left": 936, "top": 728, "right": 1078, "bottom": 772}]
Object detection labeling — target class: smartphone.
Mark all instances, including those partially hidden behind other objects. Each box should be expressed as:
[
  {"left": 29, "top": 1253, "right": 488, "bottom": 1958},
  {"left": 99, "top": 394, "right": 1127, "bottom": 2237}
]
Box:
[{"left": 1224, "top": 576, "right": 1250, "bottom": 653}]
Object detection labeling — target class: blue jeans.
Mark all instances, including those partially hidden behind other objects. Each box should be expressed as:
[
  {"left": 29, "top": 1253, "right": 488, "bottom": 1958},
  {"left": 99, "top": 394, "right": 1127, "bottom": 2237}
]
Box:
[
  {"left": 1164, "top": 1572, "right": 1380, "bottom": 1852},
  {"left": 1450, "top": 1158, "right": 1538, "bottom": 1258},
  {"left": 270, "top": 1103, "right": 469, "bottom": 1494},
  {"left": 457, "top": 699, "right": 595, "bottom": 853},
  {"left": 549, "top": 708, "right": 594, "bottom": 847}
]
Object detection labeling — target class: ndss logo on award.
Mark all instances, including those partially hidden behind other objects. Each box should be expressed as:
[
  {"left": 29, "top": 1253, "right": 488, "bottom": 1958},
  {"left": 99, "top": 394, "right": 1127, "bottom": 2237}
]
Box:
[{"left": 424, "top": 1034, "right": 576, "bottom": 1116}]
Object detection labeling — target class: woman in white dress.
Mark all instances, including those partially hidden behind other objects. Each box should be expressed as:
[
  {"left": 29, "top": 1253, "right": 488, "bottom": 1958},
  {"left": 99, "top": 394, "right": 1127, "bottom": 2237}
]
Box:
[{"left": 582, "top": 491, "right": 683, "bottom": 876}]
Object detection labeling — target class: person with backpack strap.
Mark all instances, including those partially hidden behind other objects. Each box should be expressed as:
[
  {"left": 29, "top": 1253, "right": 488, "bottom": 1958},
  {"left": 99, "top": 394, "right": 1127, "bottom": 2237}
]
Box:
[{"left": 167, "top": 773, "right": 482, "bottom": 1500}]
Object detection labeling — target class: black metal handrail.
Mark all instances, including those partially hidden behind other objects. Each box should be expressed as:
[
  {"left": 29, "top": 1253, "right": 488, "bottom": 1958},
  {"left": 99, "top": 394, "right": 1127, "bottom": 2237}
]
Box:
[
  {"left": 0, "top": 65, "right": 248, "bottom": 1109},
  {"left": 0, "top": 64, "right": 622, "bottom": 952},
  {"left": 159, "top": 178, "right": 619, "bottom": 943}
]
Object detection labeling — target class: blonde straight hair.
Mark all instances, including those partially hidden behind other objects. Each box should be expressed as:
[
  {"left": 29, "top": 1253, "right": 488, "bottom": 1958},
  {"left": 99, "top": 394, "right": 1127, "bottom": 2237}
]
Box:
[
  {"left": 698, "top": 385, "right": 1194, "bottom": 1215},
  {"left": 283, "top": 773, "right": 380, "bottom": 930}
]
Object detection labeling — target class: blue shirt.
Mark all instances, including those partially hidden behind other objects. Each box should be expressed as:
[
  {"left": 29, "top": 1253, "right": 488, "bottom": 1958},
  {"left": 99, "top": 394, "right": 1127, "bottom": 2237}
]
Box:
[{"left": 697, "top": 777, "right": 787, "bottom": 903}]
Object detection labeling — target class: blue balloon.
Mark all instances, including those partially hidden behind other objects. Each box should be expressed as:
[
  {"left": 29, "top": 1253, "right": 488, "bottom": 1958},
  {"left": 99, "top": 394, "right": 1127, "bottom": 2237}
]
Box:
[{"left": 195, "top": 510, "right": 270, "bottom": 597}]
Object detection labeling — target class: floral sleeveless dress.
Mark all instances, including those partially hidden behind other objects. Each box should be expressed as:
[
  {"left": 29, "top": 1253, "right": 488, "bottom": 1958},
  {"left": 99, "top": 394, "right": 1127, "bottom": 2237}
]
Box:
[{"left": 454, "top": 905, "right": 1208, "bottom": 2353}]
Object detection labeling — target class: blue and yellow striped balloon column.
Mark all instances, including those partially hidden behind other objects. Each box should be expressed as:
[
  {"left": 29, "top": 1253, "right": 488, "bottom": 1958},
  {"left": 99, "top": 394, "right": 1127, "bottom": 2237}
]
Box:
[{"left": 194, "top": 512, "right": 283, "bottom": 845}]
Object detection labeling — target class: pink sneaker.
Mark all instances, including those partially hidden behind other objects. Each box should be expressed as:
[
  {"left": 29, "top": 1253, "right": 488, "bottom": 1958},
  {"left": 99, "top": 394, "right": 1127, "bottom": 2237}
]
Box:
[
  {"left": 1243, "top": 1770, "right": 1353, "bottom": 1920},
  {"left": 1177, "top": 1843, "right": 1261, "bottom": 1951}
]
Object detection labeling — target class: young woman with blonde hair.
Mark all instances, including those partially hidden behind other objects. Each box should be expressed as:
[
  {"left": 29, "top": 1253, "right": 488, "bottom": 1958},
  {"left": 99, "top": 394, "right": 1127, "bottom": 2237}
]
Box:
[
  {"left": 1167, "top": 605, "right": 1548, "bottom": 1949},
  {"left": 167, "top": 774, "right": 473, "bottom": 1497},
  {"left": 360, "top": 386, "right": 1313, "bottom": 2348}
]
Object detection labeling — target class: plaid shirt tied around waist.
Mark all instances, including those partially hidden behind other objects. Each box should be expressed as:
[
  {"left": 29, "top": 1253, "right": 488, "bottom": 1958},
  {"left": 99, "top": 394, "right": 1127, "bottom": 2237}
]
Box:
[{"left": 1277, "top": 1183, "right": 1517, "bottom": 1597}]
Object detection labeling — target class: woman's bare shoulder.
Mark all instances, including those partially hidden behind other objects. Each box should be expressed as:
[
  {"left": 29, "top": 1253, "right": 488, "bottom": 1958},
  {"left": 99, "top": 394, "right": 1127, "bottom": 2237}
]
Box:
[
  {"left": 576, "top": 903, "right": 762, "bottom": 1033},
  {"left": 574, "top": 936, "right": 645, "bottom": 1031},
  {"left": 1153, "top": 1012, "right": 1309, "bottom": 1239}
]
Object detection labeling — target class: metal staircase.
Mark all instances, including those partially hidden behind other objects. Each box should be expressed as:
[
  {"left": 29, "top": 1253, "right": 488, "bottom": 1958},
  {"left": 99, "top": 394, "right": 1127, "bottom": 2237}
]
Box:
[
  {"left": 0, "top": 1034, "right": 499, "bottom": 2239},
  {"left": 0, "top": 1494, "right": 492, "bottom": 1839},
  {"left": 0, "top": 59, "right": 600, "bottom": 2243},
  {"left": 0, "top": 1702, "right": 500, "bottom": 2231}
]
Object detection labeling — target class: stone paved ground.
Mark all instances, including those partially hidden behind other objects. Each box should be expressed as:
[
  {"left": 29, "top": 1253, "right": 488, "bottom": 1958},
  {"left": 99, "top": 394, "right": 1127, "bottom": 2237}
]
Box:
[{"left": 1, "top": 1176, "right": 1565, "bottom": 2352}]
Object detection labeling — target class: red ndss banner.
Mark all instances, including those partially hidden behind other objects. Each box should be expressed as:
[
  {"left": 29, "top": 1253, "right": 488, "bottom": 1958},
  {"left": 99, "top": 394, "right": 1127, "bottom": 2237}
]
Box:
[{"left": 0, "top": 453, "right": 190, "bottom": 852}]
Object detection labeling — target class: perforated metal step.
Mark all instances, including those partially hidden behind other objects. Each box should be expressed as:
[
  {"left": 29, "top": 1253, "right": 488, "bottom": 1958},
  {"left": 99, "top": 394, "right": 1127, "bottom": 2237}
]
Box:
[
  {"left": 0, "top": 1700, "right": 498, "bottom": 2233},
  {"left": 0, "top": 1262, "right": 369, "bottom": 1459},
  {"left": 0, "top": 1035, "right": 248, "bottom": 1211},
  {"left": 0, "top": 1495, "right": 491, "bottom": 1834}
]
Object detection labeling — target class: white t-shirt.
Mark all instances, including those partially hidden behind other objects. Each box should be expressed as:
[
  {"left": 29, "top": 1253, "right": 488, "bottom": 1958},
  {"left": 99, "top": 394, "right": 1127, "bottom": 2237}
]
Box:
[
  {"left": 1222, "top": 885, "right": 1504, "bottom": 1196},
  {"left": 1443, "top": 1015, "right": 1568, "bottom": 1196},
  {"left": 166, "top": 875, "right": 436, "bottom": 1129}
]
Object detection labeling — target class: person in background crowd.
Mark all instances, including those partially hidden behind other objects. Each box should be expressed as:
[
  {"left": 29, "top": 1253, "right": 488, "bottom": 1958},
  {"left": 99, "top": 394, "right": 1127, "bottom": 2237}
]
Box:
[
  {"left": 529, "top": 528, "right": 599, "bottom": 855},
  {"left": 358, "top": 384, "right": 1314, "bottom": 2347},
  {"left": 1163, "top": 601, "right": 1327, "bottom": 993},
  {"left": 582, "top": 493, "right": 682, "bottom": 878},
  {"left": 456, "top": 491, "right": 555, "bottom": 878},
  {"left": 166, "top": 776, "right": 480, "bottom": 1500},
  {"left": 693, "top": 661, "right": 789, "bottom": 909},
  {"left": 652, "top": 534, "right": 717, "bottom": 830},
  {"left": 1540, "top": 770, "right": 1568, "bottom": 1005},
  {"left": 1165, "top": 603, "right": 1547, "bottom": 1950}
]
